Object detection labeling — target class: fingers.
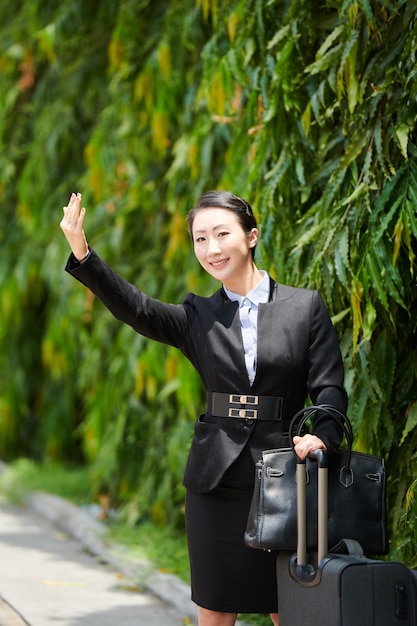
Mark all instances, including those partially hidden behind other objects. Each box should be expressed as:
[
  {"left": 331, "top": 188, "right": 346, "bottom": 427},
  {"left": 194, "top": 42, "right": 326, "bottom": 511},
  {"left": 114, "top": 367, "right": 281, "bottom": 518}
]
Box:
[
  {"left": 62, "top": 192, "right": 78, "bottom": 215},
  {"left": 60, "top": 192, "right": 89, "bottom": 260},
  {"left": 293, "top": 434, "right": 327, "bottom": 461},
  {"left": 61, "top": 193, "right": 87, "bottom": 231},
  {"left": 62, "top": 192, "right": 84, "bottom": 225}
]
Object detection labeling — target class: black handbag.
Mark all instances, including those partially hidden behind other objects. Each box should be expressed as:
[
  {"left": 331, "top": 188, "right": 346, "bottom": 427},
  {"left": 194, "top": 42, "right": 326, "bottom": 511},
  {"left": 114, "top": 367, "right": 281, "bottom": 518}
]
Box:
[{"left": 244, "top": 404, "right": 388, "bottom": 556}]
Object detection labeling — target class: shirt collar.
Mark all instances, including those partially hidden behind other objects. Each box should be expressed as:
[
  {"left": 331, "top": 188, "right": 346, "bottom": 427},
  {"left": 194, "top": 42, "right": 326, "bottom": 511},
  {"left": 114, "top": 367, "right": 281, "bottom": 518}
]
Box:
[{"left": 224, "top": 271, "right": 270, "bottom": 307}]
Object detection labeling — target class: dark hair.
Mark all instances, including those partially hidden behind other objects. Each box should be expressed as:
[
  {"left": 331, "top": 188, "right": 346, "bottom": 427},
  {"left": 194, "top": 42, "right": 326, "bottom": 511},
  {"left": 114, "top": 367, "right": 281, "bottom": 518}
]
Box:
[{"left": 187, "top": 190, "right": 258, "bottom": 258}]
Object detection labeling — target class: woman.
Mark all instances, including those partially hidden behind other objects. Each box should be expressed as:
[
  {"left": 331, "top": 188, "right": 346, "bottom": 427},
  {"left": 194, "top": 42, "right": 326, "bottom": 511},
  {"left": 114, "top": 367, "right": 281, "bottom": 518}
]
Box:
[{"left": 60, "top": 190, "right": 347, "bottom": 626}]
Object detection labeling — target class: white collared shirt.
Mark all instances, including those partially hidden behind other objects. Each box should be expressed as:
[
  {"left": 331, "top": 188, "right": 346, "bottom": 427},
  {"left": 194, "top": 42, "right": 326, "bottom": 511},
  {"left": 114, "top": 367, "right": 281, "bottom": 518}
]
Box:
[{"left": 224, "top": 271, "right": 270, "bottom": 386}]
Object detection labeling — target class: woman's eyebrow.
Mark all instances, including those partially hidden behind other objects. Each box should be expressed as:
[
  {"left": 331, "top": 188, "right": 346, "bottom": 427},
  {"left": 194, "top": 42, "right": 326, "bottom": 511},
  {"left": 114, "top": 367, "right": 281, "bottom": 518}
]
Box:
[{"left": 194, "top": 223, "right": 230, "bottom": 234}]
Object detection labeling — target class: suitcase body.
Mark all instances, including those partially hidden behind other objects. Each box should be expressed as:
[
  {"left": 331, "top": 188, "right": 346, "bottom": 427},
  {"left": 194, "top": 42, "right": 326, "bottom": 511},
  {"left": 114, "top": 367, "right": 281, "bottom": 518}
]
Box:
[
  {"left": 277, "top": 552, "right": 417, "bottom": 625},
  {"left": 276, "top": 449, "right": 417, "bottom": 626}
]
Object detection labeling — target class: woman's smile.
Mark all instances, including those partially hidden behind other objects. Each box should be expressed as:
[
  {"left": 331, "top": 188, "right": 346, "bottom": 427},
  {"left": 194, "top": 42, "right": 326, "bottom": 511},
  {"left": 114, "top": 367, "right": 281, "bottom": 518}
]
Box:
[{"left": 210, "top": 258, "right": 229, "bottom": 267}]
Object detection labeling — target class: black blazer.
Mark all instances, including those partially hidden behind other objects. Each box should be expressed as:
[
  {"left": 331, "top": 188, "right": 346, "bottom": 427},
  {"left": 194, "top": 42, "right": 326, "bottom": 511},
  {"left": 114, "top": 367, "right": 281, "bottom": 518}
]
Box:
[{"left": 66, "top": 250, "right": 347, "bottom": 493}]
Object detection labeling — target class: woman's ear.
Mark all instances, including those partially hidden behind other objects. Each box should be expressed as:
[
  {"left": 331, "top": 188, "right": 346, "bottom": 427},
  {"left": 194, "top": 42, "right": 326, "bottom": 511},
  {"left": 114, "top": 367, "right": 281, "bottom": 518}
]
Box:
[{"left": 248, "top": 228, "right": 259, "bottom": 249}]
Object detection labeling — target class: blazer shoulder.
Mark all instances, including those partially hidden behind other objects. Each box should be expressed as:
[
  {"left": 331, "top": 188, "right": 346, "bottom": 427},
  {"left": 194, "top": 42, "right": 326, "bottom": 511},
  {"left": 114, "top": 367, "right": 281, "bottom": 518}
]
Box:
[
  {"left": 274, "top": 282, "right": 318, "bottom": 303},
  {"left": 184, "top": 287, "right": 233, "bottom": 311}
]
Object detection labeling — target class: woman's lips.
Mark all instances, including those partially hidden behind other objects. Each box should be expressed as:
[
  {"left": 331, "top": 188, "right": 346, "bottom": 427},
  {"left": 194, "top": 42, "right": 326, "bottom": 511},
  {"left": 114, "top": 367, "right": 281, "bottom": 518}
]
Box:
[{"left": 210, "top": 258, "right": 229, "bottom": 267}]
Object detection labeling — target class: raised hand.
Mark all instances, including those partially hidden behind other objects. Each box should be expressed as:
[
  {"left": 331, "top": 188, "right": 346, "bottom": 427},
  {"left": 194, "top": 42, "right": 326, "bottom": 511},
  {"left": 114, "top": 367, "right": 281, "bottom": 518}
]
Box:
[{"left": 60, "top": 192, "right": 89, "bottom": 261}]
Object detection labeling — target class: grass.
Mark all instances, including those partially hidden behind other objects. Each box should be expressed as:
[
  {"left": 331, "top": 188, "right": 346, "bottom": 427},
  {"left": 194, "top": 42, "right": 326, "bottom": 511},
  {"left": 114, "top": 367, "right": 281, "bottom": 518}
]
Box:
[
  {"left": 0, "top": 459, "right": 273, "bottom": 626},
  {"left": 0, "top": 458, "right": 92, "bottom": 504},
  {"left": 106, "top": 519, "right": 192, "bottom": 583}
]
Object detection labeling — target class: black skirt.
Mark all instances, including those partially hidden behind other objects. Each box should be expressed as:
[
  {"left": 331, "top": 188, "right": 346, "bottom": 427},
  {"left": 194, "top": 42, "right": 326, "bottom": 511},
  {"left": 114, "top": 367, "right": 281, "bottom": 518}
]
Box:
[{"left": 185, "top": 445, "right": 278, "bottom": 614}]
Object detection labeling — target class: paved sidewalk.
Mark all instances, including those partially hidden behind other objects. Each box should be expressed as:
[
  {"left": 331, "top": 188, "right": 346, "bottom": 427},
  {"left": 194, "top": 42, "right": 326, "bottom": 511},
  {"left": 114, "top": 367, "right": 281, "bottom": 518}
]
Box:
[{"left": 0, "top": 495, "right": 197, "bottom": 625}]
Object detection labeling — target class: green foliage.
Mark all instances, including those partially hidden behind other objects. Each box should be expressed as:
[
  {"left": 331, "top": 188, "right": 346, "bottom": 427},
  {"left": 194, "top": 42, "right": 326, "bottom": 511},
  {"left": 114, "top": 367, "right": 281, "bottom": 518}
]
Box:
[
  {"left": 0, "top": 458, "right": 92, "bottom": 504},
  {"left": 0, "top": 0, "right": 416, "bottom": 567},
  {"left": 390, "top": 477, "right": 417, "bottom": 569}
]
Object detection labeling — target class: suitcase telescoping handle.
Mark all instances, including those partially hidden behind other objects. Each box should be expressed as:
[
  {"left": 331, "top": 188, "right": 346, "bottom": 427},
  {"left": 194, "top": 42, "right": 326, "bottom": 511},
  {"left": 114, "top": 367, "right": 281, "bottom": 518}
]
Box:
[{"left": 291, "top": 449, "right": 328, "bottom": 587}]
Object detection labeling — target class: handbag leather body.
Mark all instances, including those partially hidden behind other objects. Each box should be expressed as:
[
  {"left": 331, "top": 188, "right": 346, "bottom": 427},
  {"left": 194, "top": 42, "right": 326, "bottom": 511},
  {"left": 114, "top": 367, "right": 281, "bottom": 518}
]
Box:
[{"left": 244, "top": 405, "right": 388, "bottom": 556}]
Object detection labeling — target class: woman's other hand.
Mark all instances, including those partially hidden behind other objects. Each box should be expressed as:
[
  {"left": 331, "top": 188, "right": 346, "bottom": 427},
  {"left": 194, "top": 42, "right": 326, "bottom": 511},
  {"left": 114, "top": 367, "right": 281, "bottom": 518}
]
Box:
[
  {"left": 60, "top": 192, "right": 89, "bottom": 261},
  {"left": 293, "top": 434, "right": 327, "bottom": 461}
]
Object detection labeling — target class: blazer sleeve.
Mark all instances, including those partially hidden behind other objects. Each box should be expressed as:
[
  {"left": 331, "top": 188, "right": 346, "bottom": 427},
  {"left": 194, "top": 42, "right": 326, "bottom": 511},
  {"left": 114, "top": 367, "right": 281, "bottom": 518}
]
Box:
[
  {"left": 65, "top": 249, "right": 191, "bottom": 348},
  {"left": 308, "top": 291, "right": 348, "bottom": 453}
]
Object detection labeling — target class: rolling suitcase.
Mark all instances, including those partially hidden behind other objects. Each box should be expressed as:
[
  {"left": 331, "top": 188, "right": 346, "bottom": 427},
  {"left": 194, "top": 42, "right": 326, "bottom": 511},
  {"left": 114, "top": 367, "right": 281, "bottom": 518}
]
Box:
[{"left": 276, "top": 449, "right": 417, "bottom": 625}]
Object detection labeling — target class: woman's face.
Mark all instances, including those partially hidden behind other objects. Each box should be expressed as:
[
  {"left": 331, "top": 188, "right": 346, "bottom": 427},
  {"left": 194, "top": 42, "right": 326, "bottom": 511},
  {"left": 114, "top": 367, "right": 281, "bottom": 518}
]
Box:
[{"left": 192, "top": 207, "right": 258, "bottom": 291}]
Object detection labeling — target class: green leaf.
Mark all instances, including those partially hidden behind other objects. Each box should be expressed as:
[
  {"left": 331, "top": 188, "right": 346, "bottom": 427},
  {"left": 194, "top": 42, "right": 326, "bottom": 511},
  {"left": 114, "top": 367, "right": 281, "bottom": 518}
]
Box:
[
  {"left": 305, "top": 42, "right": 344, "bottom": 75},
  {"left": 395, "top": 124, "right": 410, "bottom": 159},
  {"left": 400, "top": 402, "right": 417, "bottom": 446},
  {"left": 365, "top": 249, "right": 390, "bottom": 313}
]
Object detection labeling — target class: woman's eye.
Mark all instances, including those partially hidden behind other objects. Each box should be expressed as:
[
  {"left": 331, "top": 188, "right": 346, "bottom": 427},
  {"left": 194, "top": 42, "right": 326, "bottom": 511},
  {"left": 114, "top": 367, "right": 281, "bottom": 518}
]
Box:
[
  {"left": 195, "top": 236, "right": 206, "bottom": 243},
  {"left": 218, "top": 231, "right": 229, "bottom": 237}
]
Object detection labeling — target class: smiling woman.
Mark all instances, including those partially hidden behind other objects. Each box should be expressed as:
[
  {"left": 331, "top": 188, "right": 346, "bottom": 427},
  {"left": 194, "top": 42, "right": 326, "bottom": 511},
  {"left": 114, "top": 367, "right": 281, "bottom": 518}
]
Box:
[
  {"left": 187, "top": 190, "right": 258, "bottom": 255},
  {"left": 191, "top": 207, "right": 259, "bottom": 294},
  {"left": 60, "top": 189, "right": 347, "bottom": 626}
]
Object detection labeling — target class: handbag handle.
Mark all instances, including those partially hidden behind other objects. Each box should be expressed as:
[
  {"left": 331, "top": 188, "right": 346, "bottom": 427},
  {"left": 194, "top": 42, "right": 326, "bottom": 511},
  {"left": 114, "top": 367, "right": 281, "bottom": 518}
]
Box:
[{"left": 289, "top": 404, "right": 354, "bottom": 469}]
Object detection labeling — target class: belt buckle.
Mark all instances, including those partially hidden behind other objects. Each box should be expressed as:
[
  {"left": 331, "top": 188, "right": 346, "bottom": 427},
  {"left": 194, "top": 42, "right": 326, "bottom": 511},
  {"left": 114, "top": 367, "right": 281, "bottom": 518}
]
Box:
[
  {"left": 229, "top": 394, "right": 259, "bottom": 406},
  {"left": 228, "top": 394, "right": 259, "bottom": 419}
]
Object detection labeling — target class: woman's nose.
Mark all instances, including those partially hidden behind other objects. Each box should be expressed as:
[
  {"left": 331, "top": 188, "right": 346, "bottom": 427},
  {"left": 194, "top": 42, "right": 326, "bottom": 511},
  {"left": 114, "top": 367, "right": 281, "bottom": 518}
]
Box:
[{"left": 207, "top": 238, "right": 221, "bottom": 256}]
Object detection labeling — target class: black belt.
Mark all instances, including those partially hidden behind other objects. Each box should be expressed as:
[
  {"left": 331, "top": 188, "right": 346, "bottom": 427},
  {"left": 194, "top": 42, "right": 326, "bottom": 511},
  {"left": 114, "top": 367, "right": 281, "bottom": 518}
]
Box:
[{"left": 207, "top": 392, "right": 283, "bottom": 421}]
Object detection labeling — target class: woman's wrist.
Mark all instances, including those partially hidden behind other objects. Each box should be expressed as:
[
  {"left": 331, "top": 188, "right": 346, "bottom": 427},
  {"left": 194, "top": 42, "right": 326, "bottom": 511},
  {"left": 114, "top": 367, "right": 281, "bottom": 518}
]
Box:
[{"left": 75, "top": 247, "right": 90, "bottom": 262}]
